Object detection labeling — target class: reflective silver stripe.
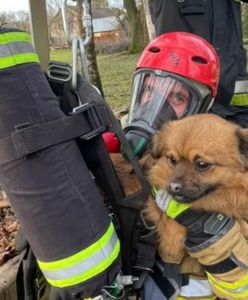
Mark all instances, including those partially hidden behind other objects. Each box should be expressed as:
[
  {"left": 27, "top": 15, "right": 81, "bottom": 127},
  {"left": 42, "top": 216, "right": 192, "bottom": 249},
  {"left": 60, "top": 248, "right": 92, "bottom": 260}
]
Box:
[
  {"left": 155, "top": 189, "right": 172, "bottom": 211},
  {"left": 207, "top": 272, "right": 248, "bottom": 297},
  {"left": 41, "top": 230, "right": 118, "bottom": 281},
  {"left": 212, "top": 278, "right": 248, "bottom": 294},
  {"left": 234, "top": 80, "right": 248, "bottom": 94},
  {"left": 234, "top": 284, "right": 248, "bottom": 294},
  {"left": 213, "top": 281, "right": 248, "bottom": 295},
  {"left": 0, "top": 41, "right": 35, "bottom": 58}
]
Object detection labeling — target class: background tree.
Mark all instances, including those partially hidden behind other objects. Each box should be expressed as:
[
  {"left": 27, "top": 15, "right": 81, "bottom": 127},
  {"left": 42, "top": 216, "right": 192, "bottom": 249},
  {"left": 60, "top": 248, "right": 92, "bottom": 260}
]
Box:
[
  {"left": 142, "top": 0, "right": 155, "bottom": 41},
  {"left": 91, "top": 0, "right": 109, "bottom": 8},
  {"left": 46, "top": 0, "right": 63, "bottom": 14},
  {"left": 46, "top": 0, "right": 104, "bottom": 95},
  {"left": 123, "top": 0, "right": 149, "bottom": 53},
  {"left": 0, "top": 11, "right": 29, "bottom": 31},
  {"left": 76, "top": 0, "right": 104, "bottom": 95},
  {"left": 242, "top": 3, "right": 248, "bottom": 41},
  {"left": 0, "top": 12, "right": 7, "bottom": 27}
]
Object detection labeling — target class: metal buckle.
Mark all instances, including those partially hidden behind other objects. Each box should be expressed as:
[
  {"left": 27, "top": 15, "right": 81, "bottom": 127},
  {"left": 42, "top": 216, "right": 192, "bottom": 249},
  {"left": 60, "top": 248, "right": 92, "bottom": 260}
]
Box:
[
  {"left": 72, "top": 103, "right": 106, "bottom": 140},
  {"left": 140, "top": 211, "right": 157, "bottom": 231},
  {"left": 47, "top": 61, "right": 72, "bottom": 82},
  {"left": 35, "top": 272, "right": 47, "bottom": 300}
]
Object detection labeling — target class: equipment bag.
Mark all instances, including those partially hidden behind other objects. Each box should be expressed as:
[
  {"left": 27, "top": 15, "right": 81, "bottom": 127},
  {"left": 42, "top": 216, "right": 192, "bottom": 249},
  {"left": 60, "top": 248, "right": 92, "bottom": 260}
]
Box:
[
  {"left": 0, "top": 28, "right": 121, "bottom": 299},
  {"left": 47, "top": 64, "right": 156, "bottom": 284}
]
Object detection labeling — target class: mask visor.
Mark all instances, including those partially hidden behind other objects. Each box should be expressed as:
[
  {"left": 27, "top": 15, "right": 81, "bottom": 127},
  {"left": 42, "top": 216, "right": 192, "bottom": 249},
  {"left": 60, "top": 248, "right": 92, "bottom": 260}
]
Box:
[{"left": 128, "top": 72, "right": 198, "bottom": 131}]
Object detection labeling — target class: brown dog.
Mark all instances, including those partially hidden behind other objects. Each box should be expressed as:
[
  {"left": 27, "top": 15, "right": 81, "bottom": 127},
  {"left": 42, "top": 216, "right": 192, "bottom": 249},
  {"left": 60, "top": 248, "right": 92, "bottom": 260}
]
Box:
[
  {"left": 145, "top": 113, "right": 248, "bottom": 263},
  {"left": 111, "top": 114, "right": 248, "bottom": 264}
]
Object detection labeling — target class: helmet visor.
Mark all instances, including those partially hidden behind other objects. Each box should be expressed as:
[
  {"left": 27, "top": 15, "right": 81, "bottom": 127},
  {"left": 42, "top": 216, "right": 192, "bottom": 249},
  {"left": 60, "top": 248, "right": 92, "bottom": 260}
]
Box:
[{"left": 128, "top": 71, "right": 205, "bottom": 131}]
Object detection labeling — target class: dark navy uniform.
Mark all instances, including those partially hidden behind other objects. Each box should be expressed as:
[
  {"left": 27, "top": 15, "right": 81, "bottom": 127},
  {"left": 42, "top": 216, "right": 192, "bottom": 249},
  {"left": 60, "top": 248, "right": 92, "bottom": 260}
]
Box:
[{"left": 149, "top": 0, "right": 248, "bottom": 127}]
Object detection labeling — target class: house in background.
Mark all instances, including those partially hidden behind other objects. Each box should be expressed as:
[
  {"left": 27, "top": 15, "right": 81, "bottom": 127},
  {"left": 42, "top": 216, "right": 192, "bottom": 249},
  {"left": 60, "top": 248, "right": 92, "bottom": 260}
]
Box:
[
  {"left": 49, "top": 6, "right": 129, "bottom": 50},
  {"left": 93, "top": 16, "right": 121, "bottom": 44}
]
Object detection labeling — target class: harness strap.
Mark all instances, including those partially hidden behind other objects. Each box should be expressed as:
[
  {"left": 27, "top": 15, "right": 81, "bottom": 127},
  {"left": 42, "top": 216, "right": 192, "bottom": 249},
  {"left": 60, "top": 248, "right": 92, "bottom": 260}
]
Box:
[
  {"left": 134, "top": 229, "right": 157, "bottom": 271},
  {"left": 203, "top": 257, "right": 237, "bottom": 274},
  {"left": 0, "top": 103, "right": 106, "bottom": 165},
  {"left": 116, "top": 192, "right": 150, "bottom": 210},
  {"left": 154, "top": 188, "right": 190, "bottom": 219}
]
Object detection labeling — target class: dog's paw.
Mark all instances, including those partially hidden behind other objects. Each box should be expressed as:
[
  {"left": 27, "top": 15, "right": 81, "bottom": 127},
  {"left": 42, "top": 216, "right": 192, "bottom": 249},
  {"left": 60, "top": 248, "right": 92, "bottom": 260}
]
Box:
[
  {"left": 158, "top": 217, "right": 187, "bottom": 264},
  {"left": 142, "top": 196, "right": 164, "bottom": 224},
  {"left": 158, "top": 240, "right": 185, "bottom": 263},
  {"left": 142, "top": 197, "right": 187, "bottom": 263}
]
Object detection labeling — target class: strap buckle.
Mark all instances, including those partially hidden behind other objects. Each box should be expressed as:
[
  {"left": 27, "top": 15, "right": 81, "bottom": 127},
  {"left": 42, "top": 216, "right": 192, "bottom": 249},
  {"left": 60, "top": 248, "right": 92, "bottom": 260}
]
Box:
[
  {"left": 72, "top": 103, "right": 105, "bottom": 140},
  {"left": 47, "top": 61, "right": 72, "bottom": 82}
]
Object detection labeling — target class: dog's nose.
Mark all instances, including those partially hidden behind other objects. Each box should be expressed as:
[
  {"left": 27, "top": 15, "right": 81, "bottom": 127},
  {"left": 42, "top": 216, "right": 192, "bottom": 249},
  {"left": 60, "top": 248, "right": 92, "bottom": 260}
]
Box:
[{"left": 169, "top": 182, "right": 183, "bottom": 193}]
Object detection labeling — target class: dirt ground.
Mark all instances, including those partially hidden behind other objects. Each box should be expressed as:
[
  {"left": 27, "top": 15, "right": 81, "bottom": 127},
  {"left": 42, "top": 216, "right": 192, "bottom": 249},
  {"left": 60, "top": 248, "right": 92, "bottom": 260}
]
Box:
[{"left": 0, "top": 190, "right": 19, "bottom": 266}]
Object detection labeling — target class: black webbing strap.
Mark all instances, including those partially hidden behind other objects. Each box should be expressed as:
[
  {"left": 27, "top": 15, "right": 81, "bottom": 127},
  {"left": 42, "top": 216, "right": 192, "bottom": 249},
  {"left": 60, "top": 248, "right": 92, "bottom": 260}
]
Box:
[
  {"left": 134, "top": 229, "right": 157, "bottom": 271},
  {"left": 116, "top": 192, "right": 149, "bottom": 210},
  {"left": 149, "top": 264, "right": 178, "bottom": 299},
  {"left": 203, "top": 257, "right": 237, "bottom": 274},
  {"left": 0, "top": 103, "right": 106, "bottom": 165}
]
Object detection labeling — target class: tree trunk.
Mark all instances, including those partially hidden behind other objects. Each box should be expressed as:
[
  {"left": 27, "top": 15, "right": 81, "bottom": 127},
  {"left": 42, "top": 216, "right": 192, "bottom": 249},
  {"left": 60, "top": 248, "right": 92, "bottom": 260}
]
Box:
[
  {"left": 76, "top": 0, "right": 104, "bottom": 96},
  {"left": 124, "top": 0, "right": 149, "bottom": 54},
  {"left": 142, "top": 0, "right": 155, "bottom": 41}
]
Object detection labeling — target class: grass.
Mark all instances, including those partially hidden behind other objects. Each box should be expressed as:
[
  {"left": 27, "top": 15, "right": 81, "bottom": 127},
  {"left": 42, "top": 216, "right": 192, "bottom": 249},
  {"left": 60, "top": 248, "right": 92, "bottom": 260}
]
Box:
[{"left": 50, "top": 50, "right": 140, "bottom": 112}]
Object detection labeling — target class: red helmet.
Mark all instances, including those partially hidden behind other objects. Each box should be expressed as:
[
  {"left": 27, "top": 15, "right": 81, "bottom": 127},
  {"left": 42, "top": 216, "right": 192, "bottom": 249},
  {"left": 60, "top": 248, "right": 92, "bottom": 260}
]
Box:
[
  {"left": 137, "top": 32, "right": 219, "bottom": 96},
  {"left": 124, "top": 32, "right": 220, "bottom": 158}
]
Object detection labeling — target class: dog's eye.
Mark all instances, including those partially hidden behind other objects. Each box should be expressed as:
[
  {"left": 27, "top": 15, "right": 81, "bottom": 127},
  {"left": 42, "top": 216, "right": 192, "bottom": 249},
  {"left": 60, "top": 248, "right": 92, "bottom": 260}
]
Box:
[
  {"left": 195, "top": 161, "right": 211, "bottom": 172},
  {"left": 167, "top": 155, "right": 177, "bottom": 167}
]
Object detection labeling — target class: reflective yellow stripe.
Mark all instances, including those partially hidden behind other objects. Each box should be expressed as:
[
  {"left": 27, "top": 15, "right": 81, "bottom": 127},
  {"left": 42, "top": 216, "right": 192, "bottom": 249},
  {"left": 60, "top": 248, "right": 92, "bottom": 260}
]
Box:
[
  {"left": 176, "top": 297, "right": 216, "bottom": 300},
  {"left": 0, "top": 53, "right": 39, "bottom": 69},
  {"left": 152, "top": 186, "right": 158, "bottom": 196},
  {"left": 231, "top": 94, "right": 248, "bottom": 106},
  {"left": 38, "top": 223, "right": 116, "bottom": 270},
  {"left": 0, "top": 31, "right": 39, "bottom": 69},
  {"left": 38, "top": 223, "right": 120, "bottom": 288},
  {"left": 207, "top": 272, "right": 248, "bottom": 298},
  {"left": 154, "top": 187, "right": 190, "bottom": 219},
  {"left": 167, "top": 198, "right": 190, "bottom": 219},
  {"left": 47, "top": 239, "right": 120, "bottom": 287},
  {"left": 0, "top": 31, "right": 32, "bottom": 45}
]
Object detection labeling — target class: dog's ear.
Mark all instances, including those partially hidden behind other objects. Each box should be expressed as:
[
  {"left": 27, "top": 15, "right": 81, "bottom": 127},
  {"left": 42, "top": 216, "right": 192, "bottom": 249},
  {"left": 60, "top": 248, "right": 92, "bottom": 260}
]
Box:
[
  {"left": 151, "top": 131, "right": 164, "bottom": 159},
  {"left": 139, "top": 153, "right": 157, "bottom": 171},
  {"left": 236, "top": 128, "right": 248, "bottom": 166}
]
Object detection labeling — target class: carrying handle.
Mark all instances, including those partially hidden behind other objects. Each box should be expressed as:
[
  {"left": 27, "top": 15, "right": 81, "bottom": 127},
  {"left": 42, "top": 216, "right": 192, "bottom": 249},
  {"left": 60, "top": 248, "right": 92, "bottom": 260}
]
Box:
[
  {"left": 62, "top": 0, "right": 92, "bottom": 46},
  {"left": 62, "top": 0, "right": 92, "bottom": 90}
]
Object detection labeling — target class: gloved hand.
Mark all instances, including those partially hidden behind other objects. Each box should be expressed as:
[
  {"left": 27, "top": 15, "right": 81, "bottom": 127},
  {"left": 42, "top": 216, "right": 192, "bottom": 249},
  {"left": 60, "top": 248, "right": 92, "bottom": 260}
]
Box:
[
  {"left": 148, "top": 189, "right": 248, "bottom": 299},
  {"left": 179, "top": 211, "right": 248, "bottom": 300}
]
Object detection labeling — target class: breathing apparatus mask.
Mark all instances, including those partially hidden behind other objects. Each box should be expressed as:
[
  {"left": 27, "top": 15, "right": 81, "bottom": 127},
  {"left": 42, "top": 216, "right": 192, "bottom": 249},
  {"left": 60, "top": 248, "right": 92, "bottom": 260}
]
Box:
[{"left": 124, "top": 70, "right": 213, "bottom": 158}]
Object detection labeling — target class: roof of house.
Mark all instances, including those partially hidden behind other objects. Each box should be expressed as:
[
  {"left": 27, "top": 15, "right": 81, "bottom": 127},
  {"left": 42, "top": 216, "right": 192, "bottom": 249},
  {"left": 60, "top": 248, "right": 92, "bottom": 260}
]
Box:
[
  {"left": 66, "top": 6, "right": 114, "bottom": 19},
  {"left": 92, "top": 7, "right": 114, "bottom": 19},
  {"left": 93, "top": 16, "right": 119, "bottom": 33}
]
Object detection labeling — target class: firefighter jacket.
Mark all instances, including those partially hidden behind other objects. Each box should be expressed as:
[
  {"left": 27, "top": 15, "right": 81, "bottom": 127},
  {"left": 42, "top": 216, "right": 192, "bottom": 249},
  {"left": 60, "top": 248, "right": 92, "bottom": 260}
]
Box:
[
  {"left": 155, "top": 189, "right": 248, "bottom": 300},
  {"left": 149, "top": 0, "right": 248, "bottom": 127}
]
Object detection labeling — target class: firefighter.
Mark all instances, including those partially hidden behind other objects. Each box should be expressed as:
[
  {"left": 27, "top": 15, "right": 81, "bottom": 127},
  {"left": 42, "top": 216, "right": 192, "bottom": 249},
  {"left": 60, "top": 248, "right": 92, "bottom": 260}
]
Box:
[
  {"left": 148, "top": 0, "right": 248, "bottom": 128},
  {"left": 124, "top": 32, "right": 219, "bottom": 158},
  {"left": 105, "top": 32, "right": 248, "bottom": 299},
  {"left": 131, "top": 32, "right": 248, "bottom": 300},
  {"left": 0, "top": 28, "right": 121, "bottom": 300}
]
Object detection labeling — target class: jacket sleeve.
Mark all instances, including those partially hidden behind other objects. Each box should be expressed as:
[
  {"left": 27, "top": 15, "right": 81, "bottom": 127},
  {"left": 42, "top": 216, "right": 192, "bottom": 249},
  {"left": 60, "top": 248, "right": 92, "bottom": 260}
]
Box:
[{"left": 186, "top": 218, "right": 248, "bottom": 300}]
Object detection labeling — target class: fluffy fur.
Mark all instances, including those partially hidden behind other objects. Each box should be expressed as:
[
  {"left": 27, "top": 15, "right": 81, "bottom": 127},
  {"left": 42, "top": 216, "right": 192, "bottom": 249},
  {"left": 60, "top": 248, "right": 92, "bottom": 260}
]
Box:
[
  {"left": 146, "top": 113, "right": 248, "bottom": 262},
  {"left": 111, "top": 114, "right": 248, "bottom": 263}
]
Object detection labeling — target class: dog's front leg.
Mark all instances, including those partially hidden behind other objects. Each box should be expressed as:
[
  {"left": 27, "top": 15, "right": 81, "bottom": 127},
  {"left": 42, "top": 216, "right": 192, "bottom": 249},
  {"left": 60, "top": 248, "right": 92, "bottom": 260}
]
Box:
[
  {"left": 143, "top": 197, "right": 187, "bottom": 263},
  {"left": 158, "top": 216, "right": 187, "bottom": 263}
]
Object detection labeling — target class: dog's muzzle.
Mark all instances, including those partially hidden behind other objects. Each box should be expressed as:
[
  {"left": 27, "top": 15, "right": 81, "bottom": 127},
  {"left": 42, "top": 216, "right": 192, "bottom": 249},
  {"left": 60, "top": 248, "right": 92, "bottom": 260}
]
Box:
[{"left": 167, "top": 181, "right": 218, "bottom": 203}]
